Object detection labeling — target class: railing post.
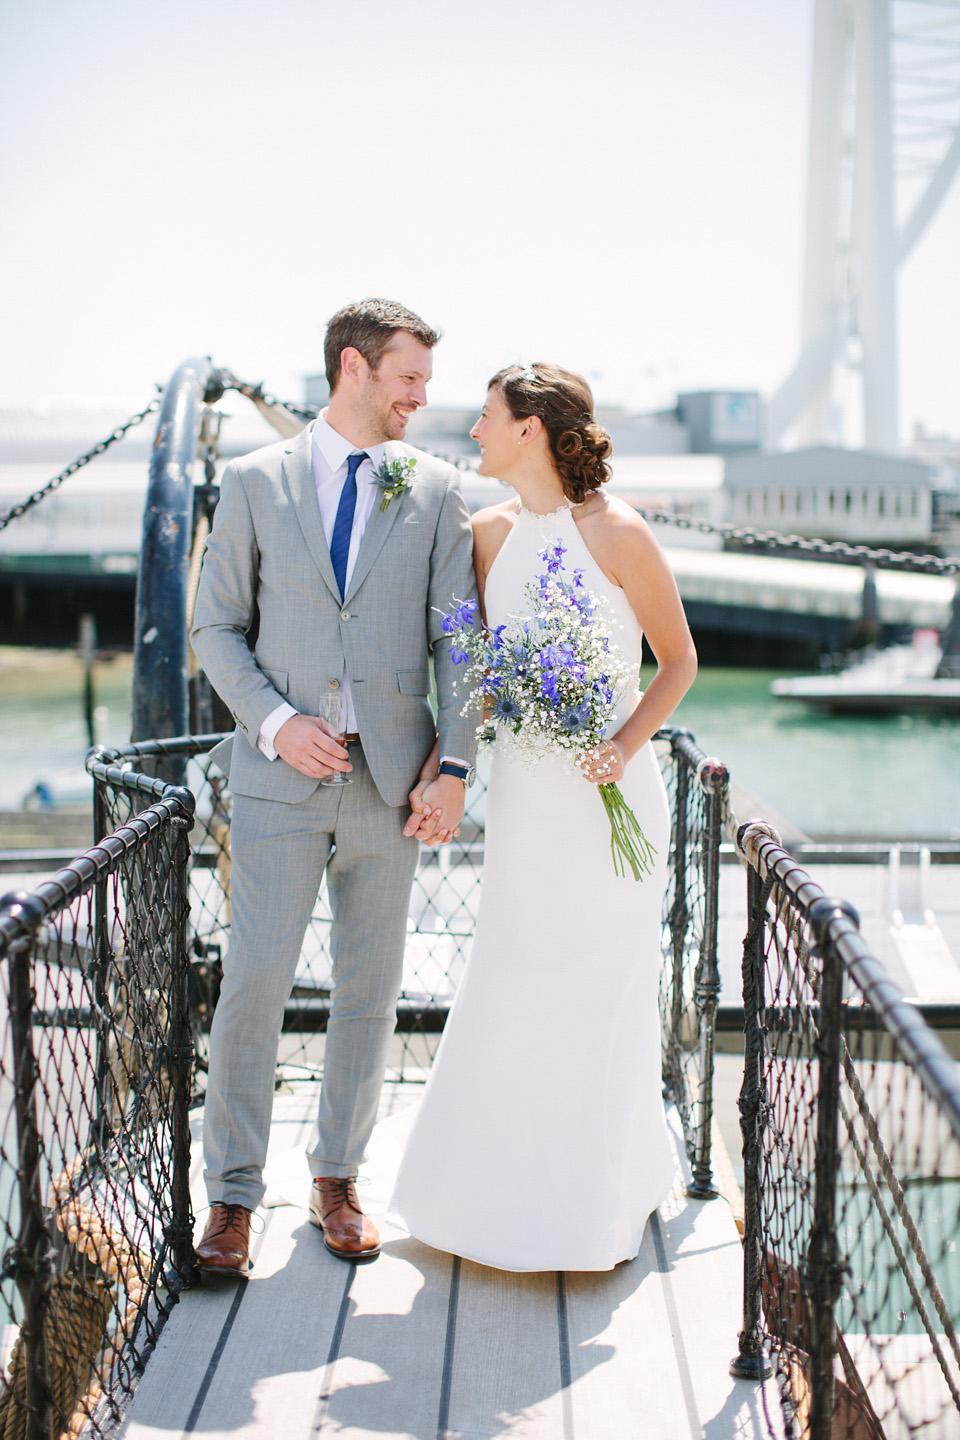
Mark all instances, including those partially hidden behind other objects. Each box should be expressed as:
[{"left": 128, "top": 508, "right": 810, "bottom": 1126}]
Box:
[
  {"left": 804, "top": 897, "right": 855, "bottom": 1438},
  {"left": 731, "top": 830, "right": 775, "bottom": 1381},
  {"left": 165, "top": 790, "right": 197, "bottom": 1286},
  {"left": 133, "top": 356, "right": 222, "bottom": 785},
  {"left": 688, "top": 758, "right": 727, "bottom": 1199},
  {"left": 667, "top": 740, "right": 690, "bottom": 1064},
  {"left": 2, "top": 895, "right": 53, "bottom": 1440},
  {"left": 90, "top": 771, "right": 114, "bottom": 1152}
]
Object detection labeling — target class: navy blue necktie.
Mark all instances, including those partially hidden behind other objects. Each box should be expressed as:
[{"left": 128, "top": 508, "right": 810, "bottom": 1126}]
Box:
[{"left": 330, "top": 451, "right": 367, "bottom": 599}]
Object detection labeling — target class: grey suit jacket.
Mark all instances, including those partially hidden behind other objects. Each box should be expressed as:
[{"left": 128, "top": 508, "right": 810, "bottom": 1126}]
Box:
[{"left": 190, "top": 424, "right": 478, "bottom": 807}]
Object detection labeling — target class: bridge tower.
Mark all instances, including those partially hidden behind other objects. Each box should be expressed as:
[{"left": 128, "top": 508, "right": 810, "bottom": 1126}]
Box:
[{"left": 768, "top": 0, "right": 960, "bottom": 453}]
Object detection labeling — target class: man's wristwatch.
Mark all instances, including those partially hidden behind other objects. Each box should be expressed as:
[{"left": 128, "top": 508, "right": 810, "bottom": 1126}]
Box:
[{"left": 437, "top": 760, "right": 476, "bottom": 787}]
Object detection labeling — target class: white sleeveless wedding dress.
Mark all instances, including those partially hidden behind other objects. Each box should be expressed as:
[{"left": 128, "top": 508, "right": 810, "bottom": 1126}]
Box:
[{"left": 390, "top": 502, "right": 676, "bottom": 1271}]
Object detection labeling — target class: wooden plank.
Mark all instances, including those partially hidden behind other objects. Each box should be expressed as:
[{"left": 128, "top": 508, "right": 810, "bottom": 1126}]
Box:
[
  {"left": 444, "top": 1259, "right": 567, "bottom": 1440},
  {"left": 564, "top": 1225, "right": 699, "bottom": 1439},
  {"left": 315, "top": 1228, "right": 454, "bottom": 1438},
  {"left": 118, "top": 1083, "right": 778, "bottom": 1440},
  {"left": 123, "top": 1204, "right": 354, "bottom": 1440},
  {"left": 657, "top": 1114, "right": 787, "bottom": 1440},
  {"left": 120, "top": 1207, "right": 280, "bottom": 1437}
]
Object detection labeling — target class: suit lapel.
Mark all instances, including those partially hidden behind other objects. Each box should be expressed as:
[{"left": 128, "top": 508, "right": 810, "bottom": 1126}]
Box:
[
  {"left": 345, "top": 442, "right": 406, "bottom": 601},
  {"left": 282, "top": 424, "right": 341, "bottom": 603}
]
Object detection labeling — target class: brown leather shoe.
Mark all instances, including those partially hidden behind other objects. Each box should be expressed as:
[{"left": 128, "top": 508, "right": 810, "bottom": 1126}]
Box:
[
  {"left": 195, "top": 1203, "right": 252, "bottom": 1277},
  {"left": 309, "top": 1177, "right": 380, "bottom": 1263}
]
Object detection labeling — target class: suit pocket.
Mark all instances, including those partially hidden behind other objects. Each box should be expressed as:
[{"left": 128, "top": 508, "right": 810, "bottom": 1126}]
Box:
[
  {"left": 397, "top": 669, "right": 430, "bottom": 695},
  {"left": 262, "top": 666, "right": 289, "bottom": 695}
]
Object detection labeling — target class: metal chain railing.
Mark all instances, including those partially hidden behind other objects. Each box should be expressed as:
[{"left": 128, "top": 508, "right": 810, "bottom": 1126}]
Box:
[
  {"left": 628, "top": 507, "right": 960, "bottom": 575},
  {"left": 2, "top": 371, "right": 955, "bottom": 573},
  {"left": 0, "top": 397, "right": 162, "bottom": 532},
  {"left": 241, "top": 380, "right": 959, "bottom": 570},
  {"left": 732, "top": 820, "right": 960, "bottom": 1440}
]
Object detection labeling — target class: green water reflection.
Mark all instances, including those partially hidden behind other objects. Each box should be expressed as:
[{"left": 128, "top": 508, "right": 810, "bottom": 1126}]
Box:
[
  {"left": 669, "top": 667, "right": 960, "bottom": 841},
  {"left": 1, "top": 651, "right": 957, "bottom": 840}
]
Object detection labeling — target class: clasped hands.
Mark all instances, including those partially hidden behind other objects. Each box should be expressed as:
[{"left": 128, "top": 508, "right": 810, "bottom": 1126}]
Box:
[{"left": 404, "top": 771, "right": 464, "bottom": 847}]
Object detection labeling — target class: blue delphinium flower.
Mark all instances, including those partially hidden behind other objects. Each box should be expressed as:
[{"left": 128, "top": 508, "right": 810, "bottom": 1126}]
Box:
[
  {"left": 540, "top": 670, "right": 560, "bottom": 702},
  {"left": 543, "top": 542, "right": 566, "bottom": 574}
]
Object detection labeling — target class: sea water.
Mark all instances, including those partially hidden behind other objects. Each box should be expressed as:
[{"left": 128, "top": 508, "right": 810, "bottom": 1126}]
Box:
[{"left": 0, "top": 649, "right": 958, "bottom": 841}]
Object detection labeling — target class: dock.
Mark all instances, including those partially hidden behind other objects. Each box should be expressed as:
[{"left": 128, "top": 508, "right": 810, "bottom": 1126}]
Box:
[{"left": 120, "top": 1088, "right": 778, "bottom": 1440}]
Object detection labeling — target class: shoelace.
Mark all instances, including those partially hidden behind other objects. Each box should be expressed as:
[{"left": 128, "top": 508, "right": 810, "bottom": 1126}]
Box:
[
  {"left": 208, "top": 1203, "right": 249, "bottom": 1235},
  {"left": 315, "top": 1178, "right": 360, "bottom": 1216}
]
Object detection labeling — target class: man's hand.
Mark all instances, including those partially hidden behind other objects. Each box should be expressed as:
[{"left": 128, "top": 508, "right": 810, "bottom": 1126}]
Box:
[
  {"left": 275, "top": 714, "right": 351, "bottom": 779},
  {"left": 404, "top": 774, "right": 465, "bottom": 846}
]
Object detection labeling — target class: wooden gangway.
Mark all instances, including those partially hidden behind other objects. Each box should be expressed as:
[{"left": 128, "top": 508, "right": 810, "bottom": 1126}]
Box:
[{"left": 120, "top": 1085, "right": 779, "bottom": 1440}]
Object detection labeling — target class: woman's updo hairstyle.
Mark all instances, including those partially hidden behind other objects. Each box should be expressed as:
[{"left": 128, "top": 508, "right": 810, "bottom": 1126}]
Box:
[{"left": 490, "top": 362, "right": 613, "bottom": 503}]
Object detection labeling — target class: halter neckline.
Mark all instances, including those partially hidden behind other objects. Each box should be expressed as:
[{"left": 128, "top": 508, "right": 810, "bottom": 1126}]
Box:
[{"left": 514, "top": 496, "right": 576, "bottom": 519}]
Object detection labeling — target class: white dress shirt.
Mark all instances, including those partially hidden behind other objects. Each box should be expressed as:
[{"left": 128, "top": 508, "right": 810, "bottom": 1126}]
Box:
[{"left": 258, "top": 414, "right": 386, "bottom": 758}]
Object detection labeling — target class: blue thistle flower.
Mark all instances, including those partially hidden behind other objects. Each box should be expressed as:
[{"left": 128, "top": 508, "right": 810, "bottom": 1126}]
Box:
[
  {"left": 560, "top": 703, "right": 591, "bottom": 736},
  {"left": 494, "top": 694, "right": 523, "bottom": 725}
]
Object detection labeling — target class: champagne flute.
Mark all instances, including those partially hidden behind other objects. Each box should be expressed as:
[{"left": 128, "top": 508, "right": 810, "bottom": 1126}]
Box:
[{"left": 319, "top": 692, "right": 352, "bottom": 786}]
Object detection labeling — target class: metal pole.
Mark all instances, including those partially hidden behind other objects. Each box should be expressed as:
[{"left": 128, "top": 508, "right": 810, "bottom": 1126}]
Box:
[
  {"left": 2, "top": 898, "right": 52, "bottom": 1440},
  {"left": 668, "top": 741, "right": 690, "bottom": 1063},
  {"left": 90, "top": 772, "right": 114, "bottom": 1153},
  {"left": 79, "top": 612, "right": 97, "bottom": 749},
  {"left": 132, "top": 356, "right": 221, "bottom": 782},
  {"left": 166, "top": 792, "right": 197, "bottom": 1285},
  {"left": 936, "top": 577, "right": 960, "bottom": 679},
  {"left": 730, "top": 838, "right": 774, "bottom": 1381},
  {"left": 688, "top": 760, "right": 727, "bottom": 1200}
]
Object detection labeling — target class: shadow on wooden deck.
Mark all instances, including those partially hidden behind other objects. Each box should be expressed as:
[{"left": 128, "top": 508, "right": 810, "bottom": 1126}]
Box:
[{"left": 120, "top": 1088, "right": 781, "bottom": 1440}]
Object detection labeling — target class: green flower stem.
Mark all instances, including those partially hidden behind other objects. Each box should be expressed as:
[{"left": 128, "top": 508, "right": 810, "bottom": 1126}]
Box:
[{"left": 597, "top": 782, "right": 658, "bottom": 881}]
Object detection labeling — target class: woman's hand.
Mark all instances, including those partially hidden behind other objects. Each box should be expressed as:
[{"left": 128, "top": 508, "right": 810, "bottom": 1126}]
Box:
[{"left": 580, "top": 738, "right": 625, "bottom": 785}]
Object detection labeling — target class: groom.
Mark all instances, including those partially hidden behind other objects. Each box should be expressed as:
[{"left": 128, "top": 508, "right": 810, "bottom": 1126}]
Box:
[{"left": 190, "top": 298, "right": 477, "bottom": 1274}]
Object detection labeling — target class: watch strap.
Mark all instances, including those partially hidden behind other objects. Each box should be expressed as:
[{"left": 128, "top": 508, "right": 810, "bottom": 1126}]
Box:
[{"left": 438, "top": 761, "right": 470, "bottom": 783}]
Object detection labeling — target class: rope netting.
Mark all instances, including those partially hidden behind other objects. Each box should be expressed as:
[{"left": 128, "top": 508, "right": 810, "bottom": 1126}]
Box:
[
  {"left": 736, "top": 825, "right": 960, "bottom": 1439},
  {"left": 0, "top": 799, "right": 194, "bottom": 1440}
]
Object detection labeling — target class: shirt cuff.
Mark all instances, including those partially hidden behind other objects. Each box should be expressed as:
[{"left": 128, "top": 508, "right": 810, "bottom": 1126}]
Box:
[
  {"left": 439, "top": 755, "right": 469, "bottom": 768},
  {"left": 258, "top": 702, "right": 298, "bottom": 760}
]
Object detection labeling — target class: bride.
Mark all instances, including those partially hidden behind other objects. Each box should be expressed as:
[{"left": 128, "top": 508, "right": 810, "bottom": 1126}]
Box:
[{"left": 394, "top": 363, "right": 698, "bottom": 1272}]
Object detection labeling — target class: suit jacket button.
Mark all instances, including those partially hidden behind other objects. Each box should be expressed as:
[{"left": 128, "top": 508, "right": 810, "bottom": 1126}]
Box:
[
  {"left": 329, "top": 679, "right": 340, "bottom": 690},
  {"left": 340, "top": 609, "right": 351, "bottom": 621}
]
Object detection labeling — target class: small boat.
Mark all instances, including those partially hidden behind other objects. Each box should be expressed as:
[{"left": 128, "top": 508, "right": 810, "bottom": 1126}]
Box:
[{"left": 771, "top": 630, "right": 960, "bottom": 714}]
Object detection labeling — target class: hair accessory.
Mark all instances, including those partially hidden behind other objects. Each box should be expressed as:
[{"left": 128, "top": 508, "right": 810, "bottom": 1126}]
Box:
[{"left": 518, "top": 363, "right": 536, "bottom": 383}]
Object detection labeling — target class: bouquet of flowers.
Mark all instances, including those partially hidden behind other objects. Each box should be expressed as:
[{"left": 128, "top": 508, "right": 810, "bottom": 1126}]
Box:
[{"left": 439, "top": 541, "right": 657, "bottom": 881}]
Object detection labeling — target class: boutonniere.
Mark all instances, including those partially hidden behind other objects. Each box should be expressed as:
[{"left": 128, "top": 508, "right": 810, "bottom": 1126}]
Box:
[{"left": 371, "top": 455, "right": 417, "bottom": 512}]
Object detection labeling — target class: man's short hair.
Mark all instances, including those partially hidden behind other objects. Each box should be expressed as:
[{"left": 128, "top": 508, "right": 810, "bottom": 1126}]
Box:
[{"left": 324, "top": 298, "right": 441, "bottom": 393}]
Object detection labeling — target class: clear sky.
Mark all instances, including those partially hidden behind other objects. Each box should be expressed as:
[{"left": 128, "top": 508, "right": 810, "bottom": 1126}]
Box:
[{"left": 2, "top": 0, "right": 958, "bottom": 443}]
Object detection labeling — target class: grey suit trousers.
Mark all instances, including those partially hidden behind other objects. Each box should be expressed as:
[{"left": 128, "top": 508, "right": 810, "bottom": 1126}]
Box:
[{"left": 203, "top": 742, "right": 420, "bottom": 1209}]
